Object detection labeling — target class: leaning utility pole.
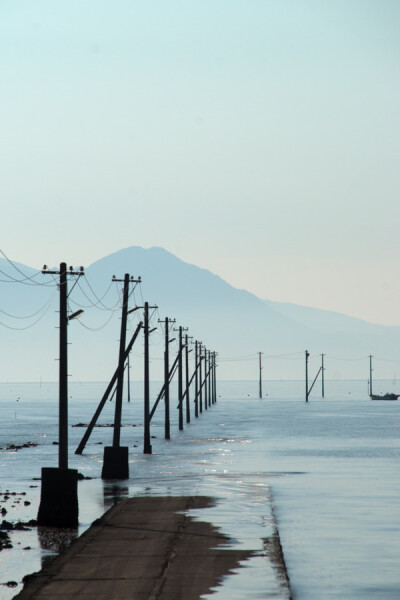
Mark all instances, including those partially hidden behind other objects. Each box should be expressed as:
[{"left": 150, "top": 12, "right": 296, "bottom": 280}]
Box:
[
  {"left": 127, "top": 354, "right": 131, "bottom": 403},
  {"left": 38, "top": 262, "right": 84, "bottom": 528},
  {"left": 75, "top": 322, "right": 143, "bottom": 455},
  {"left": 305, "top": 350, "right": 323, "bottom": 402}
]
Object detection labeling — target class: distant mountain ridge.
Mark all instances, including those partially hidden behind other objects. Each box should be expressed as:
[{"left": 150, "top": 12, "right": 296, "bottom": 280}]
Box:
[
  {"left": 1, "top": 246, "right": 399, "bottom": 383},
  {"left": 263, "top": 298, "right": 398, "bottom": 335}
]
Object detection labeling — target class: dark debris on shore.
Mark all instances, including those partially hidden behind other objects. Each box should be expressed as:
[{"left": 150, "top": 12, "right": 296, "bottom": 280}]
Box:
[{"left": 0, "top": 442, "right": 38, "bottom": 452}]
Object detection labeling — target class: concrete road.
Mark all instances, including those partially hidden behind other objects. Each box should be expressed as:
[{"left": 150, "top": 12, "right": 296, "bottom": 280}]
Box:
[{"left": 15, "top": 496, "right": 254, "bottom": 600}]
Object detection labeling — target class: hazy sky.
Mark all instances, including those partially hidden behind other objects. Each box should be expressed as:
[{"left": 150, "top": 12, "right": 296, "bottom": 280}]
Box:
[{"left": 1, "top": 1, "right": 399, "bottom": 325}]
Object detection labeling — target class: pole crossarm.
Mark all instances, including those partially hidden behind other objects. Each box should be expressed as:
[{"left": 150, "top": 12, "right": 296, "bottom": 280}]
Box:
[{"left": 75, "top": 321, "right": 143, "bottom": 454}]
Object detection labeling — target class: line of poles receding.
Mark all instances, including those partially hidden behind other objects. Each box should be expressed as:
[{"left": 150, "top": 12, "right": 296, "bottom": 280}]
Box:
[
  {"left": 257, "top": 350, "right": 325, "bottom": 402},
  {"left": 37, "top": 265, "right": 218, "bottom": 528}
]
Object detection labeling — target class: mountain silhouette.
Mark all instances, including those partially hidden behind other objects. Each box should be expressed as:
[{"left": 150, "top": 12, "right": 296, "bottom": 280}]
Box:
[{"left": 1, "top": 246, "right": 399, "bottom": 383}]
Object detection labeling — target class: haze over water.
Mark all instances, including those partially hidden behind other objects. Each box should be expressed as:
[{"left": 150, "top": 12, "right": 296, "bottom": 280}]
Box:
[{"left": 0, "top": 379, "right": 399, "bottom": 599}]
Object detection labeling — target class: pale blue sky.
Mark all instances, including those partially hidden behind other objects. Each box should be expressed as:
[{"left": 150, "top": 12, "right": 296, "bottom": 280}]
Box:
[{"left": 1, "top": 1, "right": 399, "bottom": 324}]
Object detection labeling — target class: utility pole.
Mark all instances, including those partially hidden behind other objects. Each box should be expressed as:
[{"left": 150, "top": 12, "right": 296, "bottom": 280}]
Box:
[
  {"left": 208, "top": 350, "right": 212, "bottom": 407},
  {"left": 204, "top": 347, "right": 208, "bottom": 410},
  {"left": 211, "top": 352, "right": 215, "bottom": 404},
  {"left": 213, "top": 352, "right": 218, "bottom": 403},
  {"left": 113, "top": 274, "right": 130, "bottom": 448},
  {"left": 102, "top": 274, "right": 141, "bottom": 479},
  {"left": 259, "top": 352, "right": 263, "bottom": 398},
  {"left": 158, "top": 317, "right": 176, "bottom": 439},
  {"left": 178, "top": 327, "right": 183, "bottom": 430},
  {"left": 143, "top": 301, "right": 158, "bottom": 453},
  {"left": 175, "top": 326, "right": 188, "bottom": 431},
  {"left": 199, "top": 344, "right": 203, "bottom": 413},
  {"left": 38, "top": 262, "right": 84, "bottom": 528},
  {"left": 165, "top": 318, "right": 170, "bottom": 439},
  {"left": 305, "top": 350, "right": 310, "bottom": 403},
  {"left": 185, "top": 333, "right": 192, "bottom": 423},
  {"left": 194, "top": 341, "right": 199, "bottom": 418},
  {"left": 321, "top": 353, "right": 325, "bottom": 398},
  {"left": 369, "top": 355, "right": 373, "bottom": 397}
]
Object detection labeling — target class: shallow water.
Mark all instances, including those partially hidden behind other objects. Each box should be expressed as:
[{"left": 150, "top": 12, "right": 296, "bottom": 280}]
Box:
[{"left": 0, "top": 380, "right": 399, "bottom": 599}]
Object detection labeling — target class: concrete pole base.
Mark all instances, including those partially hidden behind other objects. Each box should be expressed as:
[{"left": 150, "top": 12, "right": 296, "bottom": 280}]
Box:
[
  {"left": 101, "top": 446, "right": 129, "bottom": 479},
  {"left": 37, "top": 467, "right": 79, "bottom": 528}
]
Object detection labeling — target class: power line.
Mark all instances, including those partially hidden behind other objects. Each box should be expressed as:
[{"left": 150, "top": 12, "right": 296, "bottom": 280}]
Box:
[
  {"left": 75, "top": 279, "right": 121, "bottom": 311},
  {"left": 0, "top": 291, "right": 56, "bottom": 330},
  {"left": 0, "top": 289, "right": 57, "bottom": 319},
  {"left": 77, "top": 312, "right": 115, "bottom": 331},
  {"left": 0, "top": 249, "right": 56, "bottom": 287}
]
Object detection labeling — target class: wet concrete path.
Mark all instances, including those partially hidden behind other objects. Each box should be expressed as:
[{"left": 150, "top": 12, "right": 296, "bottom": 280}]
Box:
[{"left": 14, "top": 496, "right": 257, "bottom": 600}]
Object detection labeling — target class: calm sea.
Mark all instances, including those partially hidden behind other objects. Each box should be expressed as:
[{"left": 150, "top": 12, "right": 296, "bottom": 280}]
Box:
[{"left": 0, "top": 379, "right": 399, "bottom": 599}]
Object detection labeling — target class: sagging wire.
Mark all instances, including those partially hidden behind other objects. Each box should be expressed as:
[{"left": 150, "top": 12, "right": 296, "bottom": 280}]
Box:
[
  {"left": 83, "top": 277, "right": 116, "bottom": 310},
  {"left": 0, "top": 291, "right": 56, "bottom": 320},
  {"left": 0, "top": 289, "right": 57, "bottom": 330},
  {"left": 77, "top": 312, "right": 115, "bottom": 331},
  {"left": 0, "top": 249, "right": 56, "bottom": 287},
  {"left": 326, "top": 355, "right": 368, "bottom": 362},
  {"left": 75, "top": 279, "right": 121, "bottom": 312},
  {"left": 374, "top": 356, "right": 400, "bottom": 363}
]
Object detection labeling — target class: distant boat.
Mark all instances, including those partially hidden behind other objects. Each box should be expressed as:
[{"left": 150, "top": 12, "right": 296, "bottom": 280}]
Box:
[
  {"left": 368, "top": 356, "right": 399, "bottom": 400},
  {"left": 370, "top": 393, "right": 399, "bottom": 401}
]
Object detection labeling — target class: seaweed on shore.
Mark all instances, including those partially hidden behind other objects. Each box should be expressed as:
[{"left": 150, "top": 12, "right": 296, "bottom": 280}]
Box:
[{"left": 0, "top": 441, "right": 38, "bottom": 452}]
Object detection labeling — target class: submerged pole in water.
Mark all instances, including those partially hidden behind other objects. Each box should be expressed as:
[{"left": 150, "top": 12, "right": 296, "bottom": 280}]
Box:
[
  {"left": 144, "top": 302, "right": 152, "bottom": 453},
  {"left": 212, "top": 352, "right": 216, "bottom": 404},
  {"left": 199, "top": 344, "right": 203, "bottom": 413},
  {"left": 259, "top": 352, "right": 263, "bottom": 398},
  {"left": 194, "top": 341, "right": 199, "bottom": 417},
  {"left": 321, "top": 353, "right": 325, "bottom": 398},
  {"left": 214, "top": 352, "right": 217, "bottom": 402},
  {"left": 164, "top": 317, "right": 170, "bottom": 439},
  {"left": 204, "top": 348, "right": 208, "bottom": 410},
  {"left": 369, "top": 355, "right": 373, "bottom": 397},
  {"left": 185, "top": 333, "right": 191, "bottom": 423}
]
